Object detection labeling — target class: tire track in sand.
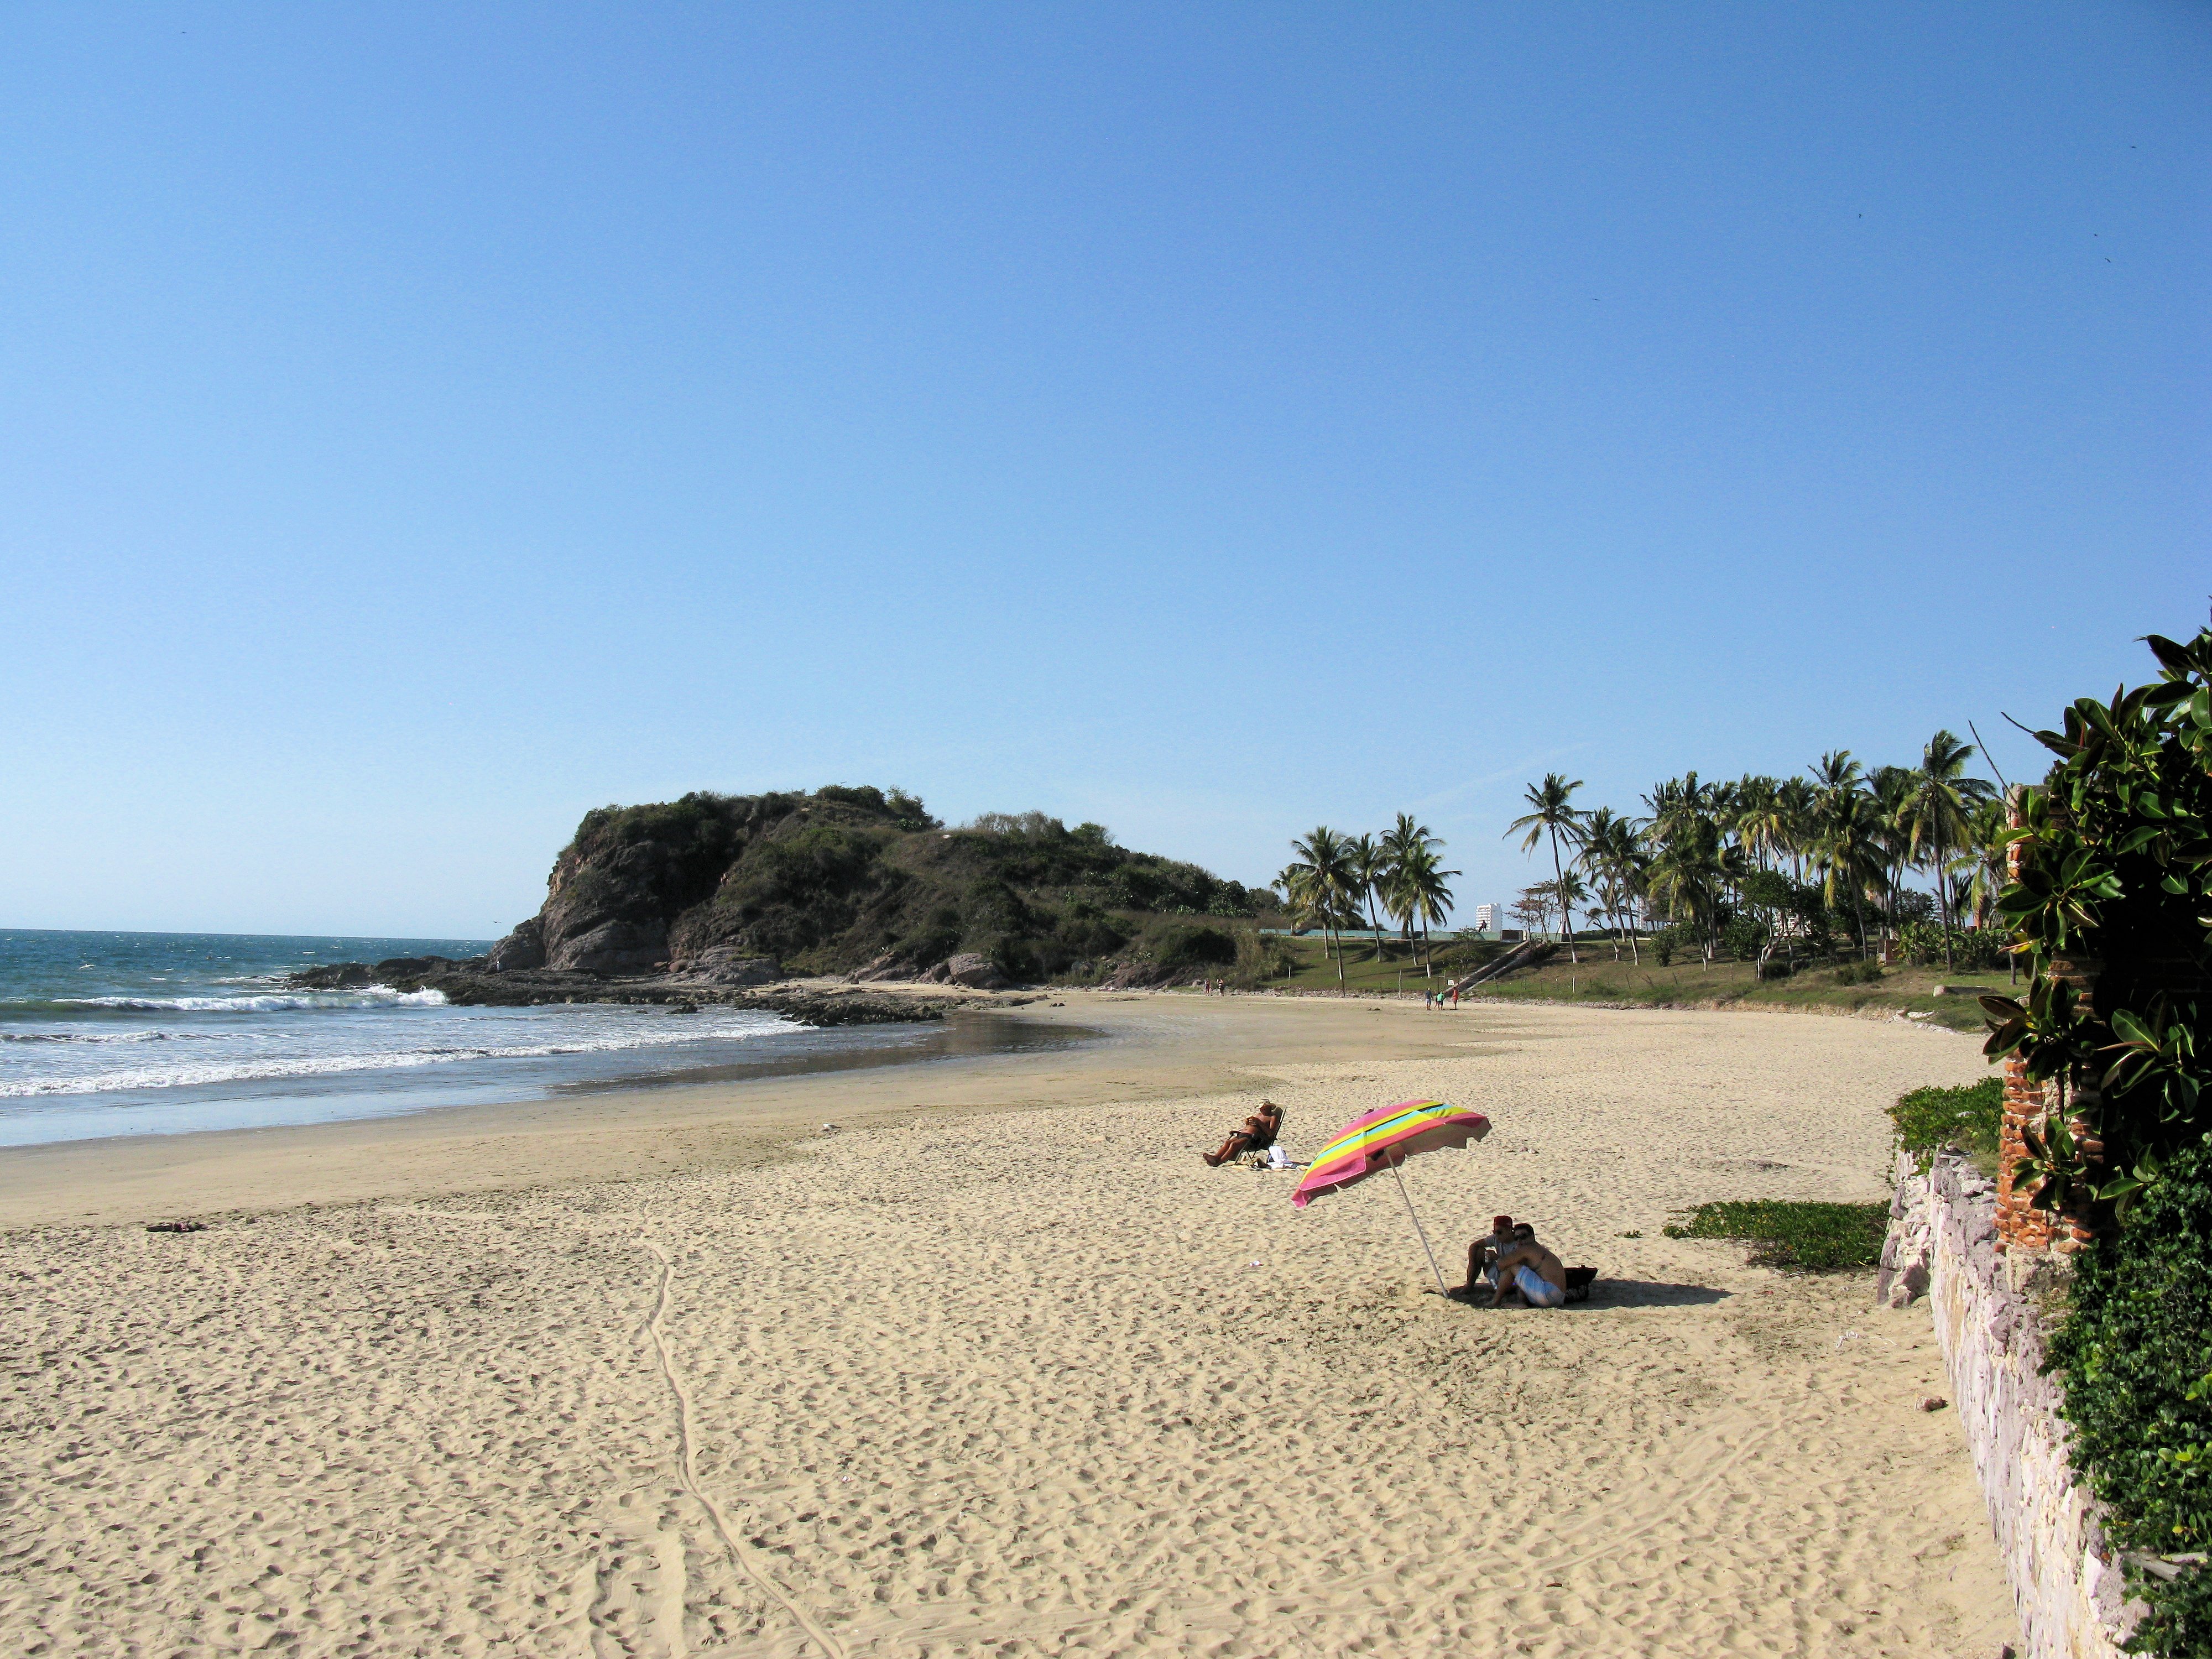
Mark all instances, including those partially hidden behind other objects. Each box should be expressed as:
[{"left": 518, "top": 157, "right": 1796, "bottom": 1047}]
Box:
[{"left": 642, "top": 1240, "right": 849, "bottom": 1659}]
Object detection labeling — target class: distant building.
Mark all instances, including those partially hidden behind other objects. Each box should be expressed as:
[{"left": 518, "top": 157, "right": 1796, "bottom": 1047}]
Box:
[{"left": 1474, "top": 903, "right": 1499, "bottom": 932}]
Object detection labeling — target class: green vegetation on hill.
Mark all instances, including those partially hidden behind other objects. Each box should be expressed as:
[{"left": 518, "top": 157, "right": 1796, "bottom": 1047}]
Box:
[{"left": 525, "top": 785, "right": 1279, "bottom": 980}]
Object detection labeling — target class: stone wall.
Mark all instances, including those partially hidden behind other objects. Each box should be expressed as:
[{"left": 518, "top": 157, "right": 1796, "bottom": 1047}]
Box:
[{"left": 1880, "top": 1149, "right": 2137, "bottom": 1659}]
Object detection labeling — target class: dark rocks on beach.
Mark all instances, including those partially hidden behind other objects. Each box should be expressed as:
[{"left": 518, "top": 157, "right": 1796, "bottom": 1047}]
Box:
[
  {"left": 487, "top": 917, "right": 546, "bottom": 972},
  {"left": 290, "top": 961, "right": 380, "bottom": 989},
  {"left": 548, "top": 917, "right": 670, "bottom": 974},
  {"left": 675, "top": 946, "right": 782, "bottom": 987},
  {"left": 282, "top": 957, "right": 952, "bottom": 1027},
  {"left": 941, "top": 952, "right": 1007, "bottom": 990},
  {"left": 371, "top": 957, "right": 446, "bottom": 979}
]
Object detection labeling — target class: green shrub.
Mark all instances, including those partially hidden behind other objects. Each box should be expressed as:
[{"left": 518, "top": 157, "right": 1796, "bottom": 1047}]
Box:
[
  {"left": 2044, "top": 1134, "right": 2212, "bottom": 1655},
  {"left": 1900, "top": 920, "right": 2011, "bottom": 971},
  {"left": 1720, "top": 916, "right": 1765, "bottom": 962},
  {"left": 1834, "top": 959, "right": 1885, "bottom": 986},
  {"left": 1976, "top": 628, "right": 2212, "bottom": 1659},
  {"left": 1889, "top": 1078, "right": 2004, "bottom": 1170},
  {"left": 1146, "top": 921, "right": 1240, "bottom": 971},
  {"left": 1662, "top": 1201, "right": 1890, "bottom": 1271}
]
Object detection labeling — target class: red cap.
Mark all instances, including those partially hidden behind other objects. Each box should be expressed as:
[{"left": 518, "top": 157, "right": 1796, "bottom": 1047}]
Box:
[{"left": 1493, "top": 1215, "right": 1513, "bottom": 1233}]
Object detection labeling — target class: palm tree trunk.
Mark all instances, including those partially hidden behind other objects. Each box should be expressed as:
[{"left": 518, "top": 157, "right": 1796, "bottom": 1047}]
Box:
[
  {"left": 1934, "top": 841, "right": 1956, "bottom": 969},
  {"left": 1548, "top": 828, "right": 1578, "bottom": 964}
]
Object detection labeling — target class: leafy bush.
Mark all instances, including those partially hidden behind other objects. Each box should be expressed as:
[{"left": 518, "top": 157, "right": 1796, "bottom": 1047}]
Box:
[
  {"left": 1899, "top": 921, "right": 2011, "bottom": 971},
  {"left": 1976, "top": 627, "right": 2212, "bottom": 1659},
  {"left": 1889, "top": 1078, "right": 2004, "bottom": 1170},
  {"left": 1834, "top": 959, "right": 1885, "bottom": 986},
  {"left": 2043, "top": 1134, "right": 2212, "bottom": 1655},
  {"left": 1720, "top": 916, "right": 1765, "bottom": 962},
  {"left": 1146, "top": 921, "right": 1240, "bottom": 971},
  {"left": 1662, "top": 1201, "right": 1890, "bottom": 1271}
]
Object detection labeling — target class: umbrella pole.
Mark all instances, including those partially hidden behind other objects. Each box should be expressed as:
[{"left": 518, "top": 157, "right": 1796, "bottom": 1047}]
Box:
[{"left": 1389, "top": 1152, "right": 1452, "bottom": 1296}]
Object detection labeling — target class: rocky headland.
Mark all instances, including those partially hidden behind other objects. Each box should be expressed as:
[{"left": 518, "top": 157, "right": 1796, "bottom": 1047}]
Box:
[{"left": 294, "top": 785, "right": 1279, "bottom": 1010}]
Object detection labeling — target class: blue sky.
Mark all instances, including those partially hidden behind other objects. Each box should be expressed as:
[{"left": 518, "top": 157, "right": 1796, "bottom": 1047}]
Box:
[{"left": 2, "top": 3, "right": 2205, "bottom": 938}]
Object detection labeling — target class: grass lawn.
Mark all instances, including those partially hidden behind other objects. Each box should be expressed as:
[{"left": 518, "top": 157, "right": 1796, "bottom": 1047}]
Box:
[{"left": 1242, "top": 934, "right": 2015, "bottom": 1033}]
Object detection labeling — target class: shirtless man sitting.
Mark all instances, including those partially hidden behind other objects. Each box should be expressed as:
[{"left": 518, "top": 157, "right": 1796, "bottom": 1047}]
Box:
[
  {"left": 1203, "top": 1100, "right": 1284, "bottom": 1167},
  {"left": 1459, "top": 1215, "right": 1519, "bottom": 1297},
  {"left": 1490, "top": 1224, "right": 1568, "bottom": 1309}
]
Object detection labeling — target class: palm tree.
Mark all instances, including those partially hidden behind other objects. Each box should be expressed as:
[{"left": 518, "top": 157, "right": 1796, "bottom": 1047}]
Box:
[
  {"left": 1906, "top": 730, "right": 1997, "bottom": 968},
  {"left": 1347, "top": 832, "right": 1388, "bottom": 960},
  {"left": 1776, "top": 776, "right": 1818, "bottom": 883},
  {"left": 1810, "top": 751, "right": 1874, "bottom": 959},
  {"left": 1506, "top": 774, "right": 1587, "bottom": 963},
  {"left": 1285, "top": 826, "right": 1359, "bottom": 989},
  {"left": 1578, "top": 807, "right": 1647, "bottom": 964},
  {"left": 1645, "top": 812, "right": 1730, "bottom": 962},
  {"left": 1869, "top": 765, "right": 1918, "bottom": 950},
  {"left": 1733, "top": 775, "right": 1788, "bottom": 873},
  {"left": 1378, "top": 813, "right": 1441, "bottom": 959},
  {"left": 1553, "top": 869, "right": 1590, "bottom": 945},
  {"left": 1392, "top": 845, "right": 1458, "bottom": 974}
]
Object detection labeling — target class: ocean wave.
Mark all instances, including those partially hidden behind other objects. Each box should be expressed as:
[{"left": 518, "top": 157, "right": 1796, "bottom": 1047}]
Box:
[
  {"left": 0, "top": 1029, "right": 241, "bottom": 1045},
  {"left": 0, "top": 1016, "right": 790, "bottom": 1097},
  {"left": 45, "top": 989, "right": 452, "bottom": 1013}
]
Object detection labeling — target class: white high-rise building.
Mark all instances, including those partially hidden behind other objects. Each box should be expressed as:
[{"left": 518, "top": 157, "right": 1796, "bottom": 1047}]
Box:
[{"left": 1474, "top": 903, "right": 1499, "bottom": 932}]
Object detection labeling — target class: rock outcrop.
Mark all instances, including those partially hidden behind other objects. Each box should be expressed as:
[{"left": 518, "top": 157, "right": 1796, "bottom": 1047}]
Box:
[
  {"left": 940, "top": 952, "right": 1006, "bottom": 989},
  {"left": 486, "top": 917, "right": 545, "bottom": 971},
  {"left": 474, "top": 785, "right": 1273, "bottom": 988}
]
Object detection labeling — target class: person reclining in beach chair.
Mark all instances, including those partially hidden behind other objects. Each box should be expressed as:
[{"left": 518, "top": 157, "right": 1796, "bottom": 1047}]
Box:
[{"left": 1203, "top": 1100, "right": 1283, "bottom": 1167}]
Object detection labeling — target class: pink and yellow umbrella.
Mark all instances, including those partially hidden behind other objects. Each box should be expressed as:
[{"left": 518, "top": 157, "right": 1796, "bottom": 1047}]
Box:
[{"left": 1292, "top": 1099, "right": 1491, "bottom": 1293}]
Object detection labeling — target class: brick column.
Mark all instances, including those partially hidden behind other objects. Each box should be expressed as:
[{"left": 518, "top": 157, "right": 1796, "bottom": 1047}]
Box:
[{"left": 1996, "top": 1057, "right": 2056, "bottom": 1254}]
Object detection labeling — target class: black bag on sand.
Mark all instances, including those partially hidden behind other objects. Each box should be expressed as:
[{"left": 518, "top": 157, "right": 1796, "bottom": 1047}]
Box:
[{"left": 1563, "top": 1266, "right": 1598, "bottom": 1304}]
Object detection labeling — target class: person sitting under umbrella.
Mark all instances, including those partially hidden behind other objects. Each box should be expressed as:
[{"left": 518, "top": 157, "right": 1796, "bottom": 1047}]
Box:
[
  {"left": 1203, "top": 1100, "right": 1284, "bottom": 1167},
  {"left": 1489, "top": 1225, "right": 1568, "bottom": 1308},
  {"left": 1460, "top": 1214, "right": 1520, "bottom": 1295}
]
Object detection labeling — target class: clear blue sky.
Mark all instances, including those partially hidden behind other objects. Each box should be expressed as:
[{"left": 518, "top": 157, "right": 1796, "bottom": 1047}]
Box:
[{"left": 3, "top": 3, "right": 2205, "bottom": 938}]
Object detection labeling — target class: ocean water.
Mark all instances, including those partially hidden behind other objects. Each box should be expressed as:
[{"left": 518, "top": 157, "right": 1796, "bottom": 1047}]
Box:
[{"left": 0, "top": 929, "right": 979, "bottom": 1146}]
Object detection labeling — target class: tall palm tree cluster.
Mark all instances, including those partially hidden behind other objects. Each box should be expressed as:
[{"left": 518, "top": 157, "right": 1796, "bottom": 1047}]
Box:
[
  {"left": 1505, "top": 731, "right": 2002, "bottom": 972},
  {"left": 1279, "top": 815, "right": 1459, "bottom": 987}
]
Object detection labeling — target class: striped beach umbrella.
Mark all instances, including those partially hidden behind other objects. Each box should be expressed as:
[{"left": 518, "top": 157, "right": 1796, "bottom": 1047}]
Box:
[{"left": 1292, "top": 1099, "right": 1491, "bottom": 1293}]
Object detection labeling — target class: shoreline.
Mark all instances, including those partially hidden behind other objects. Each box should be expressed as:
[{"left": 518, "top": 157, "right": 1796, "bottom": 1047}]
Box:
[{"left": 0, "top": 991, "right": 1487, "bottom": 1230}]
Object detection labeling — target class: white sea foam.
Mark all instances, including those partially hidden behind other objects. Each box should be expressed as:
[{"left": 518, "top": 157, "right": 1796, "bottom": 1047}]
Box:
[
  {"left": 51, "top": 989, "right": 451, "bottom": 1013},
  {"left": 0, "top": 1016, "right": 789, "bottom": 1098}
]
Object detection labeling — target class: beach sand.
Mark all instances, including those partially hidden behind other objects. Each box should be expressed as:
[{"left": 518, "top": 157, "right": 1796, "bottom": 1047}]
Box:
[{"left": 0, "top": 995, "right": 2017, "bottom": 1656}]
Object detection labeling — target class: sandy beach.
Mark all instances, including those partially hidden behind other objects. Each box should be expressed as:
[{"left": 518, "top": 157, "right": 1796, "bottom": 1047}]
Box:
[{"left": 0, "top": 994, "right": 2016, "bottom": 1656}]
